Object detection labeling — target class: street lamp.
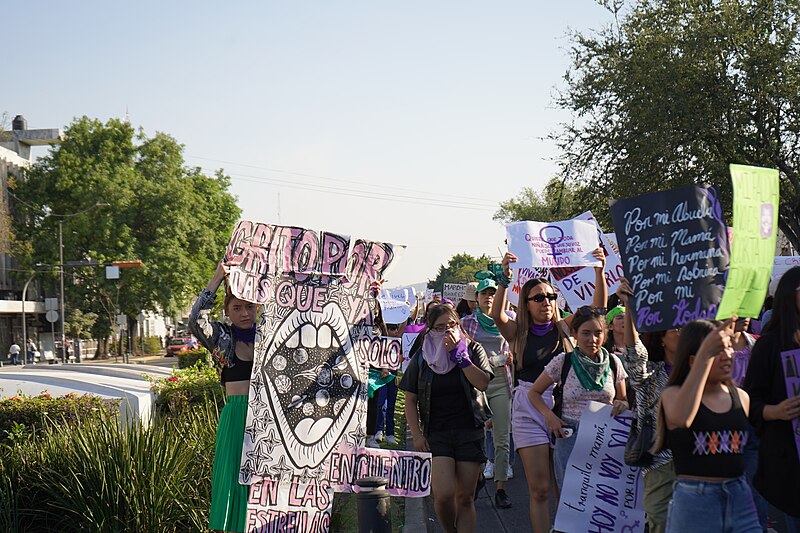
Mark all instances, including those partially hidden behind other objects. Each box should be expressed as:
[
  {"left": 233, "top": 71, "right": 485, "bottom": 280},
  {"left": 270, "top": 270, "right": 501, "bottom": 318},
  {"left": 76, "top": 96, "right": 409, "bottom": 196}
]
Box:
[{"left": 53, "top": 202, "right": 109, "bottom": 363}]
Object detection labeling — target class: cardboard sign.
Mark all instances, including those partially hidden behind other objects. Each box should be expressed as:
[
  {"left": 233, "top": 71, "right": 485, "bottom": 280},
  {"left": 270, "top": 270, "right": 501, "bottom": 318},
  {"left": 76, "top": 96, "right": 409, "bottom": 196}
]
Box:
[
  {"left": 781, "top": 349, "right": 800, "bottom": 467},
  {"left": 326, "top": 445, "right": 432, "bottom": 497},
  {"left": 554, "top": 402, "right": 645, "bottom": 533},
  {"left": 716, "top": 165, "right": 780, "bottom": 319},
  {"left": 550, "top": 211, "right": 625, "bottom": 311},
  {"left": 610, "top": 185, "right": 730, "bottom": 332},
  {"left": 442, "top": 283, "right": 467, "bottom": 302},
  {"left": 507, "top": 219, "right": 602, "bottom": 268},
  {"left": 769, "top": 256, "right": 800, "bottom": 295}
]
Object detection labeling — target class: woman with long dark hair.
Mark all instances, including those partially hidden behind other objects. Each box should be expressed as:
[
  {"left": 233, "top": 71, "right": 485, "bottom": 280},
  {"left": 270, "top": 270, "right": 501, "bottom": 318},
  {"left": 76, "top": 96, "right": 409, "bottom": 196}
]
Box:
[
  {"left": 490, "top": 249, "right": 607, "bottom": 533},
  {"left": 652, "top": 319, "right": 761, "bottom": 533},
  {"left": 190, "top": 262, "right": 258, "bottom": 533},
  {"left": 400, "top": 303, "right": 492, "bottom": 533},
  {"left": 744, "top": 266, "right": 800, "bottom": 532}
]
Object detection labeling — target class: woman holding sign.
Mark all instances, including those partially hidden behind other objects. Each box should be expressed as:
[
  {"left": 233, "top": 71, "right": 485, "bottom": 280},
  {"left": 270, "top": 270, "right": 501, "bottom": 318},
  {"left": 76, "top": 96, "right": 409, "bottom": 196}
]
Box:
[
  {"left": 744, "top": 266, "right": 800, "bottom": 531},
  {"left": 653, "top": 319, "right": 761, "bottom": 533},
  {"left": 400, "top": 303, "right": 493, "bottom": 533},
  {"left": 190, "top": 261, "right": 258, "bottom": 533},
  {"left": 491, "top": 248, "right": 608, "bottom": 533}
]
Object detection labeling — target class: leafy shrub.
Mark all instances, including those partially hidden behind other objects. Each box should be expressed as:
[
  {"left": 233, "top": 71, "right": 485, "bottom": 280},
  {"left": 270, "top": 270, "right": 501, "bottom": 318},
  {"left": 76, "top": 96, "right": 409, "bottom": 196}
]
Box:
[
  {"left": 147, "top": 361, "right": 224, "bottom": 415},
  {"left": 1, "top": 406, "right": 219, "bottom": 532},
  {"left": 177, "top": 347, "right": 210, "bottom": 368},
  {"left": 0, "top": 393, "right": 119, "bottom": 444},
  {"left": 144, "top": 336, "right": 163, "bottom": 354}
]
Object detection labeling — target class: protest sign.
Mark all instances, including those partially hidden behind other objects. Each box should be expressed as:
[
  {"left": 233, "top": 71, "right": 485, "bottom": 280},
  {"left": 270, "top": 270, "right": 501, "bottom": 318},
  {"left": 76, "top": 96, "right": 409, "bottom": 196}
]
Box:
[
  {"left": 443, "top": 283, "right": 467, "bottom": 301},
  {"left": 382, "top": 286, "right": 416, "bottom": 308},
  {"left": 781, "top": 349, "right": 800, "bottom": 466},
  {"left": 245, "top": 479, "right": 332, "bottom": 533},
  {"left": 508, "top": 266, "right": 550, "bottom": 307},
  {"left": 326, "top": 445, "right": 432, "bottom": 497},
  {"left": 769, "top": 256, "right": 800, "bottom": 295},
  {"left": 228, "top": 221, "right": 400, "bottom": 485},
  {"left": 507, "top": 219, "right": 602, "bottom": 268},
  {"left": 401, "top": 332, "right": 420, "bottom": 373},
  {"left": 554, "top": 402, "right": 645, "bottom": 533},
  {"left": 716, "top": 165, "right": 779, "bottom": 319},
  {"left": 549, "top": 212, "right": 625, "bottom": 311},
  {"left": 610, "top": 185, "right": 730, "bottom": 332}
]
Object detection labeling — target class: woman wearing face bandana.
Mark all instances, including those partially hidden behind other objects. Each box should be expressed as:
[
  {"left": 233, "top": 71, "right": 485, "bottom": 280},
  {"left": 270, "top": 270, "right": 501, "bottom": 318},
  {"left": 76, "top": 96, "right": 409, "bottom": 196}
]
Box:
[
  {"left": 190, "top": 261, "right": 258, "bottom": 533},
  {"left": 399, "top": 303, "right": 493, "bottom": 533}
]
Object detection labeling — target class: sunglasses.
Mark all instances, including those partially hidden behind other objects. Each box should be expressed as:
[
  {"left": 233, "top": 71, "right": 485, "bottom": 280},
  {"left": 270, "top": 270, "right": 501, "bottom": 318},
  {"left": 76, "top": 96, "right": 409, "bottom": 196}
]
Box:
[
  {"left": 576, "top": 306, "right": 607, "bottom": 316},
  {"left": 527, "top": 293, "right": 558, "bottom": 303}
]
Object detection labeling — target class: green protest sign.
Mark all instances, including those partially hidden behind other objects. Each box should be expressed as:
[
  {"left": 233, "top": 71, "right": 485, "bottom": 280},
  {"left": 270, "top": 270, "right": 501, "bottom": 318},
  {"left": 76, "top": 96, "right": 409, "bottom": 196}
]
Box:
[{"left": 716, "top": 164, "right": 779, "bottom": 319}]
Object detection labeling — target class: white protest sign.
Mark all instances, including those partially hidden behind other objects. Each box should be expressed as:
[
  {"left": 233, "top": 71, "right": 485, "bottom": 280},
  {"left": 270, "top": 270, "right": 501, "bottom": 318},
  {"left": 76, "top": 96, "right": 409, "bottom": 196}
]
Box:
[
  {"left": 382, "top": 286, "right": 417, "bottom": 308},
  {"left": 554, "top": 402, "right": 645, "bottom": 533},
  {"left": 401, "top": 332, "right": 420, "bottom": 373},
  {"left": 442, "top": 283, "right": 467, "bottom": 301},
  {"left": 246, "top": 480, "right": 332, "bottom": 532},
  {"left": 549, "top": 212, "right": 625, "bottom": 311},
  {"left": 507, "top": 219, "right": 601, "bottom": 269},
  {"left": 769, "top": 256, "right": 800, "bottom": 295}
]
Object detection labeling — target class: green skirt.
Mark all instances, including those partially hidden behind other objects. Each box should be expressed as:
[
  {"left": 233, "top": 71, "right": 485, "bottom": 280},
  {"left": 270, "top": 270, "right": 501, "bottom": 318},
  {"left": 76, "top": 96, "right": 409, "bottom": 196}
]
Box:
[{"left": 209, "top": 395, "right": 249, "bottom": 532}]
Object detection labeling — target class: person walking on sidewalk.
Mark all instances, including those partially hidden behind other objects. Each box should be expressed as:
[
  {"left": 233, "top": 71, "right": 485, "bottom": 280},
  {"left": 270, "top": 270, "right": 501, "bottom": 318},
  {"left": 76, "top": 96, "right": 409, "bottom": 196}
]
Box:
[
  {"left": 400, "top": 303, "right": 492, "bottom": 533},
  {"left": 8, "top": 341, "right": 20, "bottom": 365},
  {"left": 461, "top": 273, "right": 514, "bottom": 509}
]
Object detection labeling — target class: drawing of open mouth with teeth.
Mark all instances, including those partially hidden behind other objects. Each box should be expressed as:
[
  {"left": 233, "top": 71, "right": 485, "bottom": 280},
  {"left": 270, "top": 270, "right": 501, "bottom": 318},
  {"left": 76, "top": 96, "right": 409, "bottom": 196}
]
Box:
[{"left": 260, "top": 302, "right": 362, "bottom": 470}]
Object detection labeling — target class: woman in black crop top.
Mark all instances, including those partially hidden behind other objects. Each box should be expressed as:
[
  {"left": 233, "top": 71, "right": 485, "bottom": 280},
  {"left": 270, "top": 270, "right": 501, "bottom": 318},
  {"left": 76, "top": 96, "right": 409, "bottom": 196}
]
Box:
[
  {"left": 189, "top": 261, "right": 258, "bottom": 533},
  {"left": 490, "top": 250, "right": 607, "bottom": 533},
  {"left": 653, "top": 319, "right": 761, "bottom": 533}
]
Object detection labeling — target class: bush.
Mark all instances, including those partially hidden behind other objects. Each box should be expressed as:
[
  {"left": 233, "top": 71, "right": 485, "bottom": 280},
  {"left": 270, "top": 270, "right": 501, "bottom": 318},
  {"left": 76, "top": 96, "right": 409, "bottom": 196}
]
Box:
[
  {"left": 144, "top": 336, "right": 163, "bottom": 354},
  {"left": 147, "top": 361, "right": 224, "bottom": 415},
  {"left": 1, "top": 406, "right": 219, "bottom": 532},
  {"left": 177, "top": 347, "right": 210, "bottom": 368},
  {"left": 0, "top": 393, "right": 119, "bottom": 445}
]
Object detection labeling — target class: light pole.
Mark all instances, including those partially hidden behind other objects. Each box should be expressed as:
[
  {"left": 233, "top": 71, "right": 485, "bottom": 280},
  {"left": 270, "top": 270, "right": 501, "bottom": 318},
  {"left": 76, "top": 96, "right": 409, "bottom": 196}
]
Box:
[{"left": 52, "top": 202, "right": 108, "bottom": 363}]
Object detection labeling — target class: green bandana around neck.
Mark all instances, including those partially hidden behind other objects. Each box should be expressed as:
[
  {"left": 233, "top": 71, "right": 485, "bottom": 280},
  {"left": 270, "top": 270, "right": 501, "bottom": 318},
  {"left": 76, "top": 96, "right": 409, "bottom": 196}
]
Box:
[
  {"left": 570, "top": 347, "right": 611, "bottom": 391},
  {"left": 474, "top": 309, "right": 500, "bottom": 336}
]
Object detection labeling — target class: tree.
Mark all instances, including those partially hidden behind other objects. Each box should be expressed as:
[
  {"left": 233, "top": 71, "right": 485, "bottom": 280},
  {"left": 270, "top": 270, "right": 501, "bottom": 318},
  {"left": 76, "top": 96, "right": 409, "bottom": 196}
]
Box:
[
  {"left": 13, "top": 117, "right": 241, "bottom": 352},
  {"left": 428, "top": 253, "right": 493, "bottom": 292},
  {"left": 494, "top": 176, "right": 586, "bottom": 223},
  {"left": 554, "top": 0, "right": 800, "bottom": 247}
]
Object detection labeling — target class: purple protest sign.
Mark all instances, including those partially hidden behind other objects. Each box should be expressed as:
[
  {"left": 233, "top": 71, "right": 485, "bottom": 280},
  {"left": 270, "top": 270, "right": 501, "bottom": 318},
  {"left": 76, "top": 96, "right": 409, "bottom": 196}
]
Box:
[{"left": 781, "top": 349, "right": 800, "bottom": 465}]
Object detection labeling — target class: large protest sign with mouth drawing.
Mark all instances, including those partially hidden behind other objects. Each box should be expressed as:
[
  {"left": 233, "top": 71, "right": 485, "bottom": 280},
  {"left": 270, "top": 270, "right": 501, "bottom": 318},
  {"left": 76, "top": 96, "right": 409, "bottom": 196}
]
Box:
[
  {"left": 550, "top": 211, "right": 625, "bottom": 311},
  {"left": 716, "top": 165, "right": 779, "bottom": 319},
  {"left": 555, "top": 402, "right": 645, "bottom": 533},
  {"left": 223, "top": 221, "right": 431, "bottom": 532},
  {"left": 507, "top": 219, "right": 602, "bottom": 269},
  {"left": 610, "top": 185, "right": 730, "bottom": 332}
]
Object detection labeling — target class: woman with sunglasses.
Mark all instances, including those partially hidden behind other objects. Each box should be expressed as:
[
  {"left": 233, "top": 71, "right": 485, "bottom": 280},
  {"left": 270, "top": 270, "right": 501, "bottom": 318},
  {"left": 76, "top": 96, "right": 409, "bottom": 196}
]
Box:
[
  {"left": 744, "top": 266, "right": 800, "bottom": 532},
  {"left": 400, "top": 303, "right": 493, "bottom": 533},
  {"left": 528, "top": 305, "right": 628, "bottom": 493},
  {"left": 490, "top": 248, "right": 607, "bottom": 533},
  {"left": 461, "top": 275, "right": 515, "bottom": 509}
]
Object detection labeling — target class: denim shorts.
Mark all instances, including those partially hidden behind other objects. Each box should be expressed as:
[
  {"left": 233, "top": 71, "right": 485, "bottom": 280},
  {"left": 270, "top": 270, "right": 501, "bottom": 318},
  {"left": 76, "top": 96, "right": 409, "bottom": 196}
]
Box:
[{"left": 666, "top": 476, "right": 761, "bottom": 533}]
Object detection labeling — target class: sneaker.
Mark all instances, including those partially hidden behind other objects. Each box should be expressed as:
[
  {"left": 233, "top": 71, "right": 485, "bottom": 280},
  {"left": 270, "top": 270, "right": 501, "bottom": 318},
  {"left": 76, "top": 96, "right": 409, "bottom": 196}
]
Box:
[
  {"left": 366, "top": 436, "right": 380, "bottom": 448},
  {"left": 374, "top": 430, "right": 384, "bottom": 442},
  {"left": 494, "top": 489, "right": 512, "bottom": 509},
  {"left": 483, "top": 461, "right": 495, "bottom": 480},
  {"left": 384, "top": 435, "right": 398, "bottom": 445},
  {"left": 507, "top": 464, "right": 514, "bottom": 479}
]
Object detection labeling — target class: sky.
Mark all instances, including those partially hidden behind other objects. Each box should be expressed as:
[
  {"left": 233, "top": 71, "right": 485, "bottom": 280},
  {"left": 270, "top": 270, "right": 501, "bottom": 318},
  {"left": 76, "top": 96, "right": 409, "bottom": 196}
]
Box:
[{"left": 6, "top": 1, "right": 614, "bottom": 287}]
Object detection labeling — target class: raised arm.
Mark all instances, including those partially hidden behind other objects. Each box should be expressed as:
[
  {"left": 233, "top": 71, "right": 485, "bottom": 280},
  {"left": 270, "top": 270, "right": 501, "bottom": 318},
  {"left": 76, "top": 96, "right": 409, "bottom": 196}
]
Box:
[
  {"left": 189, "top": 262, "right": 227, "bottom": 351},
  {"left": 492, "top": 252, "right": 519, "bottom": 342},
  {"left": 661, "top": 319, "right": 734, "bottom": 429},
  {"left": 591, "top": 247, "right": 608, "bottom": 310},
  {"left": 616, "top": 277, "right": 650, "bottom": 384}
]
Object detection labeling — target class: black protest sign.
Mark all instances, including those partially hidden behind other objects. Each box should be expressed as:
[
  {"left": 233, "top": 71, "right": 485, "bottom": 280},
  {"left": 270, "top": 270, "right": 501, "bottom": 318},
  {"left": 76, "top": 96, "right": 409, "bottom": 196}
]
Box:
[{"left": 609, "top": 185, "right": 729, "bottom": 332}]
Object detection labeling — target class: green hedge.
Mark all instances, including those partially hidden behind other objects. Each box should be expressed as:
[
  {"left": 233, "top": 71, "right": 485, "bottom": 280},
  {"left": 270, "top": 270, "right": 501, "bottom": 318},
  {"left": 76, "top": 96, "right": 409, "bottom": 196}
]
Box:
[
  {"left": 147, "top": 361, "right": 224, "bottom": 415},
  {"left": 0, "top": 393, "right": 119, "bottom": 445},
  {"left": 177, "top": 347, "right": 210, "bottom": 368}
]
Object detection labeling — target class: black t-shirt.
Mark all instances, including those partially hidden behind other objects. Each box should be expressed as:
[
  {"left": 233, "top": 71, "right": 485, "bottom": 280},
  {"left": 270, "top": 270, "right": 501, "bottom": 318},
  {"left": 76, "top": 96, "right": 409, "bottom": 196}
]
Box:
[
  {"left": 399, "top": 358, "right": 476, "bottom": 433},
  {"left": 516, "top": 328, "right": 560, "bottom": 383}
]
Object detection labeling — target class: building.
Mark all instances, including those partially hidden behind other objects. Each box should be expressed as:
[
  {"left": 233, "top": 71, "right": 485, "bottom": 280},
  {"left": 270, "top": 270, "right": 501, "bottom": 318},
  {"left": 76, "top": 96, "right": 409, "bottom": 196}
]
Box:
[{"left": 0, "top": 115, "right": 63, "bottom": 357}]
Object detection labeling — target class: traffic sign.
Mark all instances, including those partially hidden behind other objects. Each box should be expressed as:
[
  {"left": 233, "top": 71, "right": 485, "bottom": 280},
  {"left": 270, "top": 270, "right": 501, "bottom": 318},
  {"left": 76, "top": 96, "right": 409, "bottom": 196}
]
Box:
[{"left": 45, "top": 310, "right": 59, "bottom": 323}]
